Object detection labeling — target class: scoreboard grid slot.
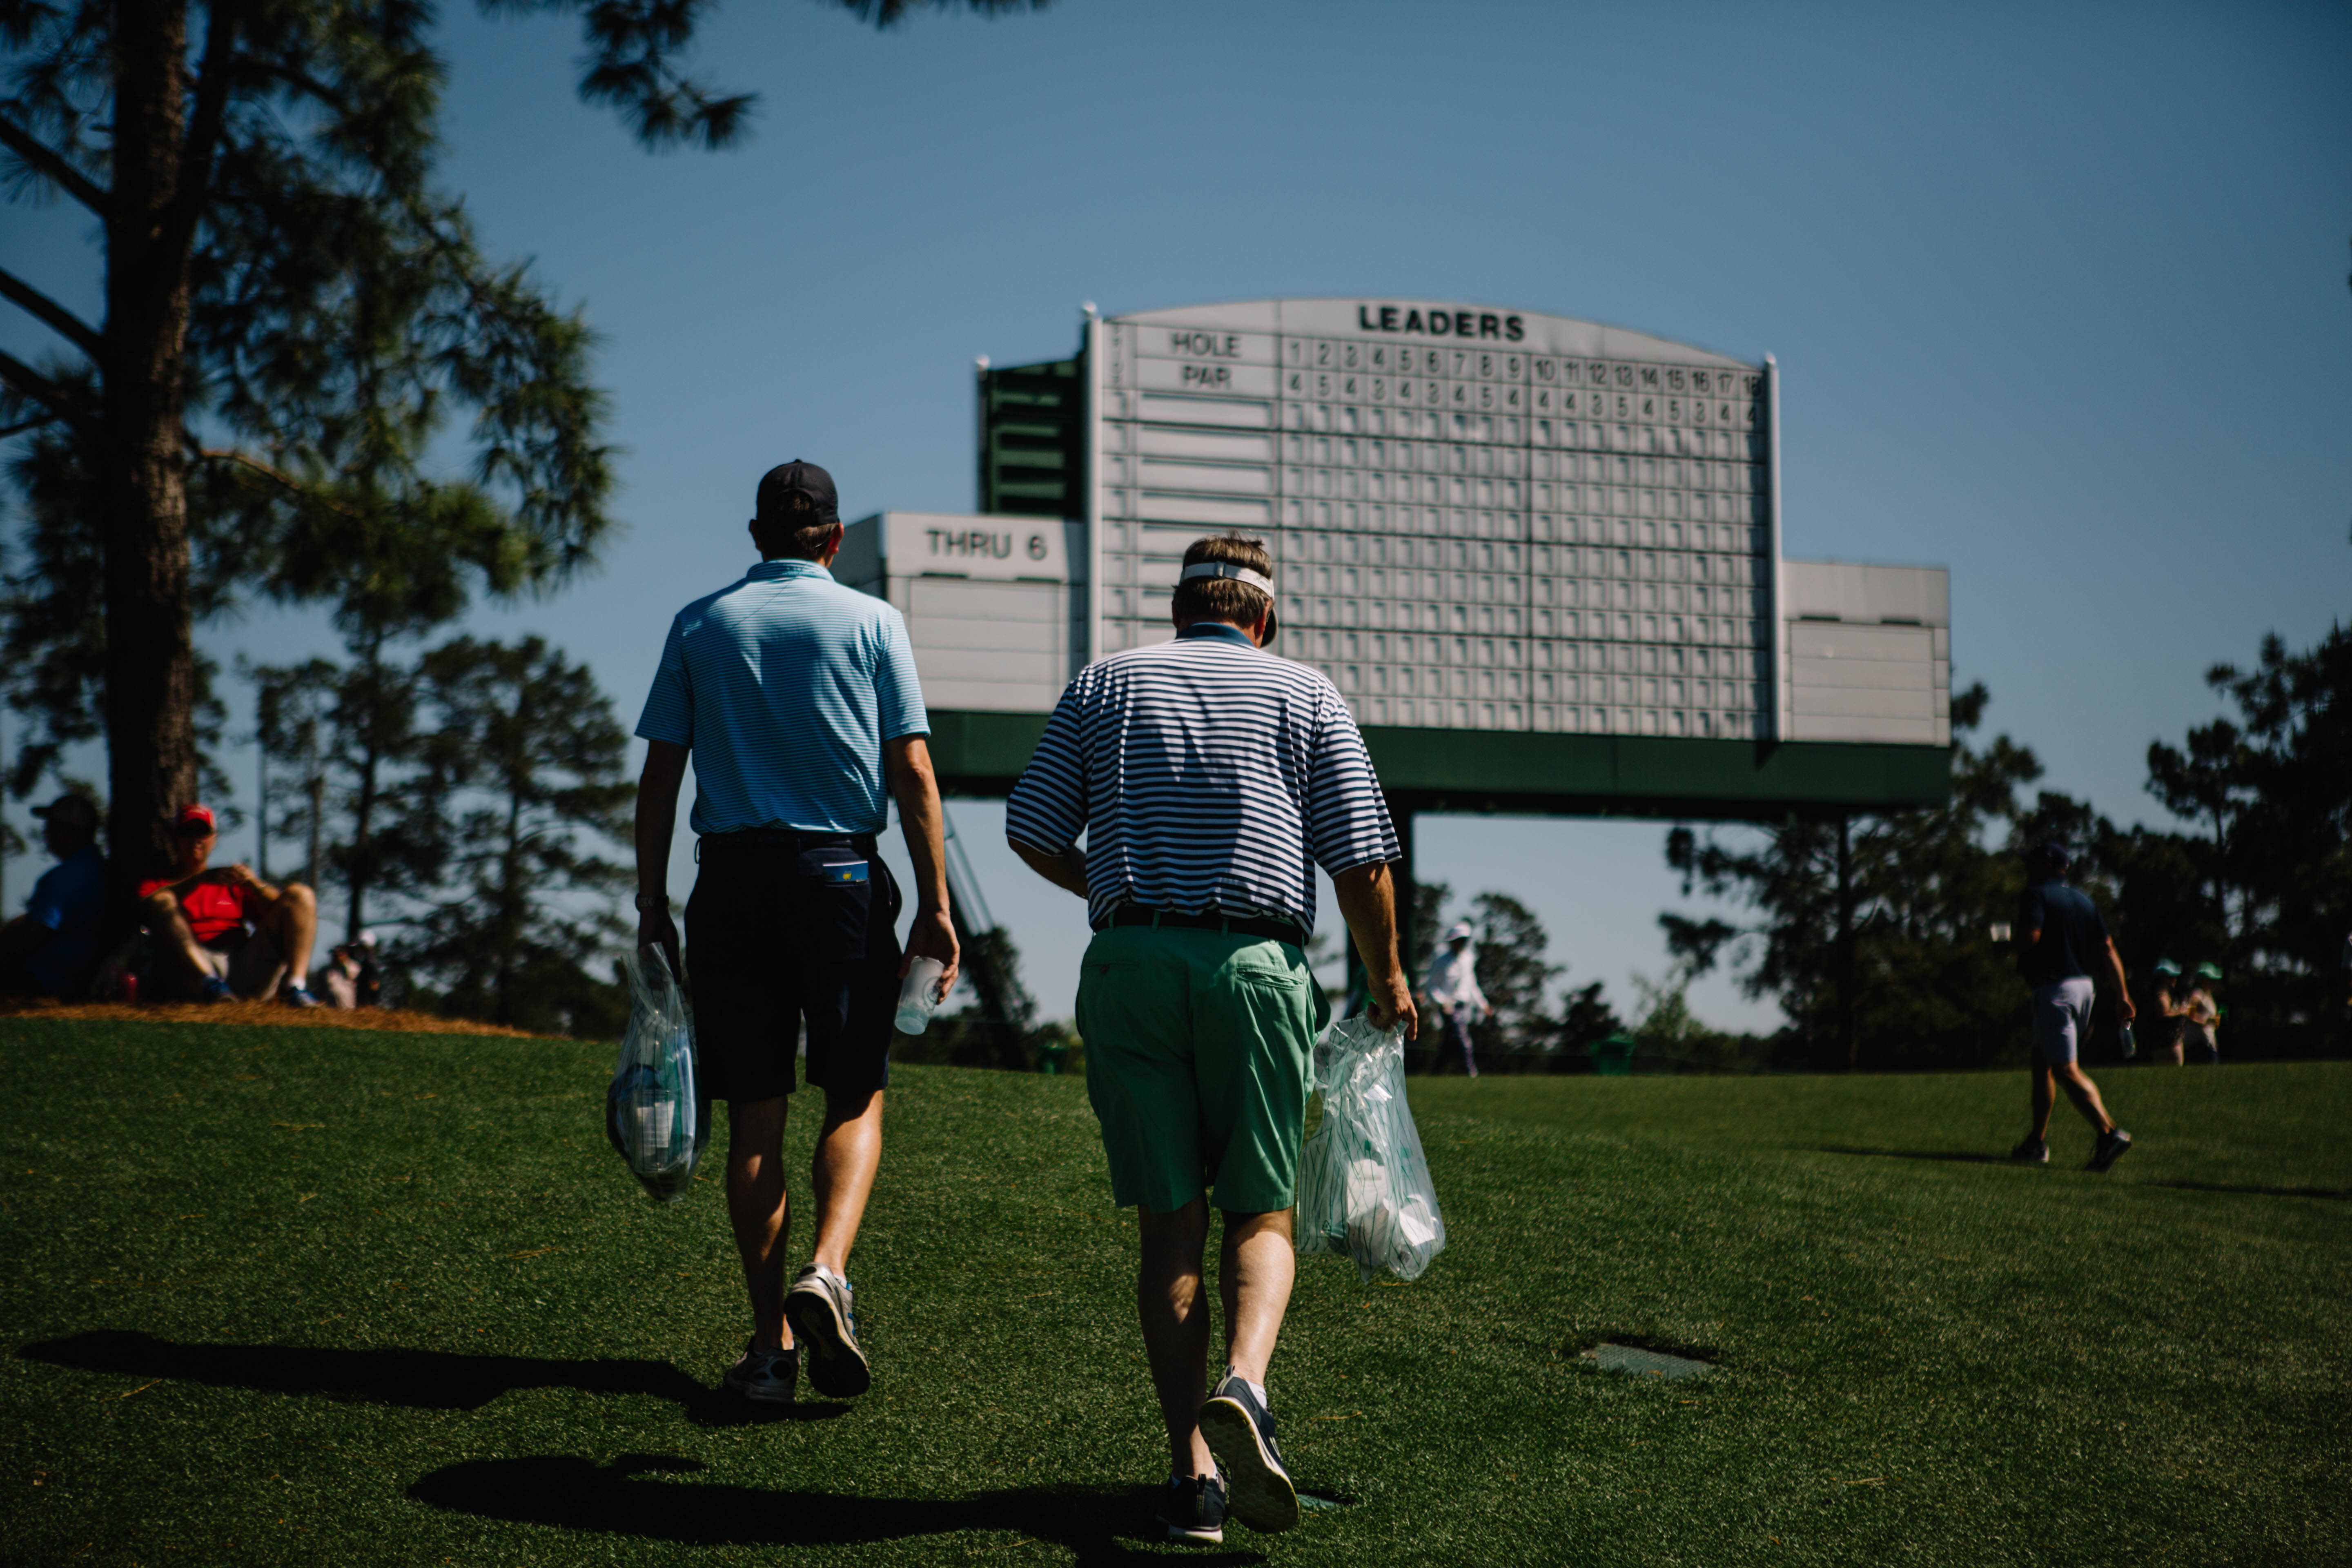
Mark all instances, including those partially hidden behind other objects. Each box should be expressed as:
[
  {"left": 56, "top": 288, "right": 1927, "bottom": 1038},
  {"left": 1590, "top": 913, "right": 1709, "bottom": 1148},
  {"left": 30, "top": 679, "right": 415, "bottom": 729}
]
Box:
[{"left": 1098, "top": 333, "right": 1775, "bottom": 738}]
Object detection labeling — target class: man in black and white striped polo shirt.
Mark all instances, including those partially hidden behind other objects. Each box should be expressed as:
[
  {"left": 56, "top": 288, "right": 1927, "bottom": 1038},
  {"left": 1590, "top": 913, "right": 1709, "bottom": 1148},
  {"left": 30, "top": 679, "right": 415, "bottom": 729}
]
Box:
[{"left": 1007, "top": 533, "right": 1416, "bottom": 1544}]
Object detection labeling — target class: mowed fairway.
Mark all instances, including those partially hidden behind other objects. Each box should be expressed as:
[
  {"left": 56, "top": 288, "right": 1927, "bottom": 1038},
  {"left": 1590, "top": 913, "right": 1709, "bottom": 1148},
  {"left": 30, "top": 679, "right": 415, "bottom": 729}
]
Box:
[{"left": 2, "top": 1018, "right": 2346, "bottom": 1567}]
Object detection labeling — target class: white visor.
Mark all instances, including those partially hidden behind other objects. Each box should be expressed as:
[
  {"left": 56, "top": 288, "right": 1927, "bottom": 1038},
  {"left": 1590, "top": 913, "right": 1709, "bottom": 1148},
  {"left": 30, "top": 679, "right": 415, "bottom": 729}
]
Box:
[{"left": 1179, "top": 561, "right": 1275, "bottom": 595}]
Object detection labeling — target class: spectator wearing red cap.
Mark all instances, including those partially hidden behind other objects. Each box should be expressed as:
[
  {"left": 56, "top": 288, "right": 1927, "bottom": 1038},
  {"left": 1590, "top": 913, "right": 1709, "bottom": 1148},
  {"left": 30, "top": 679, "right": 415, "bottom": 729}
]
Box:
[{"left": 137, "top": 805, "right": 320, "bottom": 1005}]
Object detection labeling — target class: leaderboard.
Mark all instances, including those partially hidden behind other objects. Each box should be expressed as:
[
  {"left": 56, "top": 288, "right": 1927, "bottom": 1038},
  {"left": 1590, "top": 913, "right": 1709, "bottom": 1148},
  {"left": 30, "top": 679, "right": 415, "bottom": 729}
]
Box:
[{"left": 1088, "top": 299, "right": 1778, "bottom": 740}]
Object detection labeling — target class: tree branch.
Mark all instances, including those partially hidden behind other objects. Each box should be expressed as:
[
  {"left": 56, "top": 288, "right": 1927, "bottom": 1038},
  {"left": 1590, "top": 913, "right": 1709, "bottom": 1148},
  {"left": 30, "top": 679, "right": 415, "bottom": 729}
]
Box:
[
  {"left": 0, "top": 347, "right": 94, "bottom": 432},
  {"left": 195, "top": 445, "right": 367, "bottom": 522},
  {"left": 164, "top": 1, "right": 244, "bottom": 256},
  {"left": 0, "top": 114, "right": 111, "bottom": 217},
  {"left": 0, "top": 265, "right": 103, "bottom": 361}
]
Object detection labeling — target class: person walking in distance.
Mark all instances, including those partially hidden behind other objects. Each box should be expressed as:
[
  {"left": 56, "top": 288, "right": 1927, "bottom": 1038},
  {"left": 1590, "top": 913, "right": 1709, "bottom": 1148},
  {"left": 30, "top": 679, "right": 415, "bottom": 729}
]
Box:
[
  {"left": 2008, "top": 843, "right": 2135, "bottom": 1172},
  {"left": 1421, "top": 919, "right": 1491, "bottom": 1077},
  {"left": 1006, "top": 534, "right": 1414, "bottom": 1544},
  {"left": 633, "top": 460, "right": 958, "bottom": 1404}
]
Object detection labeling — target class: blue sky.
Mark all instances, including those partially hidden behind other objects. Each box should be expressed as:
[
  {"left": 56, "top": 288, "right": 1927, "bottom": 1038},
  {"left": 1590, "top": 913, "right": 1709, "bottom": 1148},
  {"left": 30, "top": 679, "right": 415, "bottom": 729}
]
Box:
[{"left": 4, "top": 0, "right": 2348, "bottom": 1029}]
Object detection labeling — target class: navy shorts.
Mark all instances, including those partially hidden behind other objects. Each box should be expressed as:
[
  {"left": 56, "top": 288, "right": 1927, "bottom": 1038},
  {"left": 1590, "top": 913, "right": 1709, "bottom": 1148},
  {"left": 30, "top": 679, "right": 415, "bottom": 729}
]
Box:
[{"left": 685, "top": 834, "right": 903, "bottom": 1103}]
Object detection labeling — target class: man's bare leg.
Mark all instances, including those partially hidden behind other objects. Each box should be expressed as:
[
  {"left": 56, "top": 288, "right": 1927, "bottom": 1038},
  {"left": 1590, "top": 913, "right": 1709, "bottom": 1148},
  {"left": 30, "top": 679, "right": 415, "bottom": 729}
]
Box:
[
  {"left": 258, "top": 882, "right": 318, "bottom": 992},
  {"left": 725, "top": 1096, "right": 794, "bottom": 1352},
  {"left": 1137, "top": 1196, "right": 1217, "bottom": 1477},
  {"left": 143, "top": 894, "right": 216, "bottom": 998},
  {"left": 2054, "top": 1062, "right": 2117, "bottom": 1136},
  {"left": 2029, "top": 1063, "right": 2056, "bottom": 1143},
  {"left": 1218, "top": 1208, "right": 1296, "bottom": 1388},
  {"left": 808, "top": 1088, "right": 884, "bottom": 1274}
]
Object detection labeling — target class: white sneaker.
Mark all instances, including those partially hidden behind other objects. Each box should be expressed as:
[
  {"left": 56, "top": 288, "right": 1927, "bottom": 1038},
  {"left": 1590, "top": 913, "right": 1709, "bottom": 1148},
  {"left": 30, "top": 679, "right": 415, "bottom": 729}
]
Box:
[
  {"left": 722, "top": 1338, "right": 796, "bottom": 1403},
  {"left": 784, "top": 1264, "right": 870, "bottom": 1397}
]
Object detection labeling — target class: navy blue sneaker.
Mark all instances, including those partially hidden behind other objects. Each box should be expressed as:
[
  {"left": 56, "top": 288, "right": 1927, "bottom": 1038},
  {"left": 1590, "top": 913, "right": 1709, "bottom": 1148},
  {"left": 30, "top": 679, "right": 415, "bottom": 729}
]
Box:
[
  {"left": 199, "top": 975, "right": 232, "bottom": 1004},
  {"left": 2088, "top": 1129, "right": 2133, "bottom": 1172},
  {"left": 1197, "top": 1369, "right": 1297, "bottom": 1535},
  {"left": 1155, "top": 1472, "right": 1227, "bottom": 1544}
]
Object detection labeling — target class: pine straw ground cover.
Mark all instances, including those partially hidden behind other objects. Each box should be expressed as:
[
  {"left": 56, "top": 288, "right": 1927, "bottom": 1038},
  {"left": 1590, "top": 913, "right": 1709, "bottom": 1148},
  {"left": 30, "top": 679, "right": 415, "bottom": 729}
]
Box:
[{"left": 1, "top": 1016, "right": 2345, "bottom": 1567}]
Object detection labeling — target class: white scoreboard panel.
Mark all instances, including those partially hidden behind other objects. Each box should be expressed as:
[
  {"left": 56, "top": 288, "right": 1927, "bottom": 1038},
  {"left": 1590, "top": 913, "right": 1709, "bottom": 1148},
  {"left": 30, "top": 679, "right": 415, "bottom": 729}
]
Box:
[{"left": 1085, "top": 300, "right": 1782, "bottom": 740}]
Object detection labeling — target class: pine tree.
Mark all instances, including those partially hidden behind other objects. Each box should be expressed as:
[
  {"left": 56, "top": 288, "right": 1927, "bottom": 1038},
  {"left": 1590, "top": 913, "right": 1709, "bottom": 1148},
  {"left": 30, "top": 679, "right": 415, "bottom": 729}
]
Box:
[
  {"left": 0, "top": 0, "right": 1044, "bottom": 910},
  {"left": 1663, "top": 682, "right": 2045, "bottom": 1070},
  {"left": 399, "top": 634, "right": 632, "bottom": 1035}
]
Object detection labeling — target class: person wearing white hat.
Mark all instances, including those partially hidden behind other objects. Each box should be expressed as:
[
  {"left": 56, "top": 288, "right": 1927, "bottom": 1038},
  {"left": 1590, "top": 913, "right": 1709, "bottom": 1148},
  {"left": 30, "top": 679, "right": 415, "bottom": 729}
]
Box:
[
  {"left": 1421, "top": 919, "right": 1492, "bottom": 1077},
  {"left": 1007, "top": 531, "right": 1410, "bottom": 1542}
]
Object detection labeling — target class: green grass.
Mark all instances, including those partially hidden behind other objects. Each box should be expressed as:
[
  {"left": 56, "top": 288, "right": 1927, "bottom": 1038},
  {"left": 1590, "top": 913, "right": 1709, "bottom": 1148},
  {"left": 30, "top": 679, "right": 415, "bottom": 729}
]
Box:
[{"left": 2, "top": 1017, "right": 2347, "bottom": 1567}]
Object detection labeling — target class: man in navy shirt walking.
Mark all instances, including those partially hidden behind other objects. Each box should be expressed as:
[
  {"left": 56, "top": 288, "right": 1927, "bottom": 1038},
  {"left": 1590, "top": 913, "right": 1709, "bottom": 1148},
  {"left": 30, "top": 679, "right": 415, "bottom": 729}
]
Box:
[{"left": 2010, "top": 843, "right": 2135, "bottom": 1172}]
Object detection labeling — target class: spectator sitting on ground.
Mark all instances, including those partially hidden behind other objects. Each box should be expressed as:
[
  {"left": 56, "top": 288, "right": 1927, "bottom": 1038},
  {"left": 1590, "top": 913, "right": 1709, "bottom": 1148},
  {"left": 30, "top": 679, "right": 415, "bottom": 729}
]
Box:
[
  {"left": 2149, "top": 958, "right": 2187, "bottom": 1065},
  {"left": 138, "top": 804, "right": 320, "bottom": 1006},
  {"left": 0, "top": 793, "right": 106, "bottom": 999},
  {"left": 2182, "top": 963, "right": 2221, "bottom": 1064},
  {"left": 317, "top": 935, "right": 383, "bottom": 1010},
  {"left": 319, "top": 944, "right": 364, "bottom": 1009}
]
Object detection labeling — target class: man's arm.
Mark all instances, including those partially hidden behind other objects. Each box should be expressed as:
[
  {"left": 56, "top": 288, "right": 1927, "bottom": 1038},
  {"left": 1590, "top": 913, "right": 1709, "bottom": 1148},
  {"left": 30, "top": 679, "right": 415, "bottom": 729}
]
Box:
[
  {"left": 1332, "top": 860, "right": 1417, "bottom": 1040},
  {"left": 886, "top": 735, "right": 959, "bottom": 992},
  {"left": 0, "top": 913, "right": 45, "bottom": 959},
  {"left": 634, "top": 740, "right": 688, "bottom": 977},
  {"left": 2102, "top": 937, "right": 2136, "bottom": 1023},
  {"left": 1009, "top": 837, "right": 1088, "bottom": 899}
]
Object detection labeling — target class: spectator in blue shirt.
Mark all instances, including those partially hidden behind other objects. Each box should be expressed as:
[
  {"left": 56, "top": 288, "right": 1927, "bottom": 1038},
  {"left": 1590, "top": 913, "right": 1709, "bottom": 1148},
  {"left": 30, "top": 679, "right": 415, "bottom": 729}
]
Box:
[{"left": 0, "top": 794, "right": 105, "bottom": 998}]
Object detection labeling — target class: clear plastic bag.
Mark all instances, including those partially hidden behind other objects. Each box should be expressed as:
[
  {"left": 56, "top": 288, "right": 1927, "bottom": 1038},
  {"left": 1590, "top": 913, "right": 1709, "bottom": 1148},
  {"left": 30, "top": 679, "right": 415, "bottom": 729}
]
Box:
[
  {"left": 1294, "top": 1014, "right": 1447, "bottom": 1283},
  {"left": 604, "top": 947, "right": 708, "bottom": 1204}
]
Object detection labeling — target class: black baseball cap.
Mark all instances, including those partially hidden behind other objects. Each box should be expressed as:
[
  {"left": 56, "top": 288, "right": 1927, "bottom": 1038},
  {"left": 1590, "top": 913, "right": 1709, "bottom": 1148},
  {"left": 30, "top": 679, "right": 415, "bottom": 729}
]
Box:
[
  {"left": 31, "top": 793, "right": 97, "bottom": 829},
  {"left": 755, "top": 461, "right": 839, "bottom": 527}
]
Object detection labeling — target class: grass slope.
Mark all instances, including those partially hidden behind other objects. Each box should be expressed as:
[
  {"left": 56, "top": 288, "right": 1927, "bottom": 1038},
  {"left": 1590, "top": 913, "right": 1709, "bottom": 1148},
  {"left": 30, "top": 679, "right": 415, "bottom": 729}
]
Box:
[{"left": 2, "top": 1017, "right": 2346, "bottom": 1566}]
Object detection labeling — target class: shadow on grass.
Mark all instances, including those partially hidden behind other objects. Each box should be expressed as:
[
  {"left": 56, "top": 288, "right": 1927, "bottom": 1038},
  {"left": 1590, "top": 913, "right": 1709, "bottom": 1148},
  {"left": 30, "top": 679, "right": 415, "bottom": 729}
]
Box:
[
  {"left": 1815, "top": 1145, "right": 2011, "bottom": 1165},
  {"left": 2149, "top": 1180, "right": 2350, "bottom": 1200},
  {"left": 16, "top": 1330, "right": 848, "bottom": 1426},
  {"left": 408, "top": 1454, "right": 1267, "bottom": 1564}
]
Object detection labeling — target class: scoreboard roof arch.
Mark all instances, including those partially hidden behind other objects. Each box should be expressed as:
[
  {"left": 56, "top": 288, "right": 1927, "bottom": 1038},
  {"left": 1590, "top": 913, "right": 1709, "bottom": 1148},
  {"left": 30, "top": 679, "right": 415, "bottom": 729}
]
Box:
[{"left": 1108, "top": 298, "right": 1753, "bottom": 373}]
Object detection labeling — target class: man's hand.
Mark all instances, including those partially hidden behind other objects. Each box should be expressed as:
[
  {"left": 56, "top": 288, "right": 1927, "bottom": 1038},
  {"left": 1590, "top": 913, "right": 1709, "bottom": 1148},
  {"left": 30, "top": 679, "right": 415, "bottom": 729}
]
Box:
[
  {"left": 638, "top": 904, "right": 681, "bottom": 980},
  {"left": 1365, "top": 965, "right": 1418, "bottom": 1040},
  {"left": 902, "top": 903, "right": 959, "bottom": 996}
]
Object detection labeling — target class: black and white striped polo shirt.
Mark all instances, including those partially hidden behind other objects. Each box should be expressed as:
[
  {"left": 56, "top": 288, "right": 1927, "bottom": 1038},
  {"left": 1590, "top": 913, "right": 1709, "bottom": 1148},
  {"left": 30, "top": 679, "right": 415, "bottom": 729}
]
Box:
[{"left": 1005, "top": 623, "right": 1400, "bottom": 932}]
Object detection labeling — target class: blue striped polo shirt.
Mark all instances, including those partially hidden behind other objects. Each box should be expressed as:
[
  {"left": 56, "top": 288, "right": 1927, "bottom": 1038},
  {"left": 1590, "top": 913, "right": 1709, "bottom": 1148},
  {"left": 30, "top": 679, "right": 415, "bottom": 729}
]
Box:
[
  {"left": 1005, "top": 622, "right": 1399, "bottom": 931},
  {"left": 635, "top": 558, "right": 928, "bottom": 835}
]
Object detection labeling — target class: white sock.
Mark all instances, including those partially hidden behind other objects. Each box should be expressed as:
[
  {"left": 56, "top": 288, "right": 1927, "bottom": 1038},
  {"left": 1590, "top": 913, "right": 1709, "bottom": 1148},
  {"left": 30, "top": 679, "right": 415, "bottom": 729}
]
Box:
[{"left": 1241, "top": 1377, "right": 1269, "bottom": 1409}]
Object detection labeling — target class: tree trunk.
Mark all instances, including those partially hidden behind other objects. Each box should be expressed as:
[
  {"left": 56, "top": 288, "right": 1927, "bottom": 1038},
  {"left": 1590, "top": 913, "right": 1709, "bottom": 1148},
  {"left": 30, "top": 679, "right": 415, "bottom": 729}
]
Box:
[
  {"left": 345, "top": 636, "right": 383, "bottom": 944},
  {"left": 100, "top": 0, "right": 200, "bottom": 908},
  {"left": 1836, "top": 814, "right": 1857, "bottom": 1070}
]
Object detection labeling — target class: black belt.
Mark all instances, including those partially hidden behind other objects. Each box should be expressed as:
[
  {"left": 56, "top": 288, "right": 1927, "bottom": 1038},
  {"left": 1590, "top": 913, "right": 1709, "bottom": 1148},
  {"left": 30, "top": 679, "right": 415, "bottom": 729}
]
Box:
[
  {"left": 1100, "top": 905, "right": 1307, "bottom": 948},
  {"left": 697, "top": 829, "right": 877, "bottom": 859}
]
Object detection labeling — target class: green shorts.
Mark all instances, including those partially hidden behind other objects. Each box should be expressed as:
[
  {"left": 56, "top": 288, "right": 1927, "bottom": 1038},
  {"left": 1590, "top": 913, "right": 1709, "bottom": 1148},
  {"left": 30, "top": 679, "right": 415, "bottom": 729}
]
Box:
[{"left": 1075, "top": 922, "right": 1329, "bottom": 1216}]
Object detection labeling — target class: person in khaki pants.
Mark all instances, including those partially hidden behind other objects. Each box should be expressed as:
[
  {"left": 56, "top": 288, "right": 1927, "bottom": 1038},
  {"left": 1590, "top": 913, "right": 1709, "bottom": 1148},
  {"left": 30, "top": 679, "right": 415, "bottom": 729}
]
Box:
[{"left": 1007, "top": 534, "right": 1415, "bottom": 1544}]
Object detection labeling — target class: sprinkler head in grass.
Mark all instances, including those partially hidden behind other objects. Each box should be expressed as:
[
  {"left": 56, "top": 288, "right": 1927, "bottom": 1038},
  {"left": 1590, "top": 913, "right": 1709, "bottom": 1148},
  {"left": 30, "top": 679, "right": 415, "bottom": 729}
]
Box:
[{"left": 1578, "top": 1343, "right": 1716, "bottom": 1380}]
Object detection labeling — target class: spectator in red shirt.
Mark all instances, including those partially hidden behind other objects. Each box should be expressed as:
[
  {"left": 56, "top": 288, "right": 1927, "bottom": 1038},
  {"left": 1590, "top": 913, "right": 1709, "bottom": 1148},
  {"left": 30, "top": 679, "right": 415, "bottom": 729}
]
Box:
[{"left": 138, "top": 804, "right": 320, "bottom": 1005}]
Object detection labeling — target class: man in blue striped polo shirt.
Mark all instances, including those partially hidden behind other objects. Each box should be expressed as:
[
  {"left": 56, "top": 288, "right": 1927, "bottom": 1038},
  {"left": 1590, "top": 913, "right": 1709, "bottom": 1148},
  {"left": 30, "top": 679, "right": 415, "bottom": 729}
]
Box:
[
  {"left": 634, "top": 459, "right": 959, "bottom": 1405},
  {"left": 1006, "top": 533, "right": 1415, "bottom": 1544}
]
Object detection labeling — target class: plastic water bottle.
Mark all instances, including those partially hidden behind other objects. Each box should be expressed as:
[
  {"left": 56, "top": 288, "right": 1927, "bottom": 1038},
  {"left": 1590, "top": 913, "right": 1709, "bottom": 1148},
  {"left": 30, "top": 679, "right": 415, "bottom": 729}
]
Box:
[
  {"left": 893, "top": 956, "right": 947, "bottom": 1035},
  {"left": 2118, "top": 1021, "right": 2137, "bottom": 1060}
]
